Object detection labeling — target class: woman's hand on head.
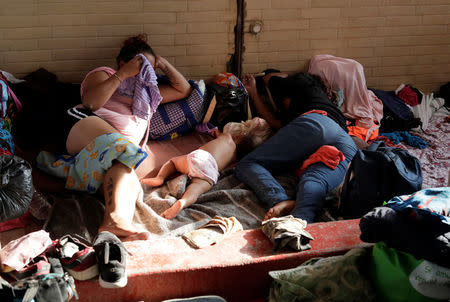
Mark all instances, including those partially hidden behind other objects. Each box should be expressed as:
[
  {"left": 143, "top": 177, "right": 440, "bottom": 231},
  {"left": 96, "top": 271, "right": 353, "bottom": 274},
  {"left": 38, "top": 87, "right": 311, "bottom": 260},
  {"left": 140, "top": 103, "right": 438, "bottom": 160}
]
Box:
[
  {"left": 242, "top": 74, "right": 257, "bottom": 98},
  {"left": 118, "top": 56, "right": 142, "bottom": 79},
  {"left": 154, "top": 55, "right": 168, "bottom": 71}
]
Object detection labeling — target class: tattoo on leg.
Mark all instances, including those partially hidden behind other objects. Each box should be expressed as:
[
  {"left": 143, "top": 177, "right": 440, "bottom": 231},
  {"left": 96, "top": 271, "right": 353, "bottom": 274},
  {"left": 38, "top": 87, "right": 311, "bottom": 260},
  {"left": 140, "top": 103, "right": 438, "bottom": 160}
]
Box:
[{"left": 106, "top": 177, "right": 113, "bottom": 206}]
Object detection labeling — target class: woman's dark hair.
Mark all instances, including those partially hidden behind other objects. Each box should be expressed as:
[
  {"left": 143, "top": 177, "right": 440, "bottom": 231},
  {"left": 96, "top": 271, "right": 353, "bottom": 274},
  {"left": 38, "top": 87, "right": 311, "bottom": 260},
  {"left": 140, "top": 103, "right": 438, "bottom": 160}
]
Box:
[
  {"left": 268, "top": 72, "right": 329, "bottom": 123},
  {"left": 235, "top": 135, "right": 258, "bottom": 160},
  {"left": 116, "top": 34, "right": 155, "bottom": 65}
]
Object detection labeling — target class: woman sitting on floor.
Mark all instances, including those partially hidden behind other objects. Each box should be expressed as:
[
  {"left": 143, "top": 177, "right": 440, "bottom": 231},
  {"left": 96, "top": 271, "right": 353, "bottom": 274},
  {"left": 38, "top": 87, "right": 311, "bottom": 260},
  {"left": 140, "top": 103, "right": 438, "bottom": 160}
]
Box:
[{"left": 64, "top": 34, "right": 192, "bottom": 239}]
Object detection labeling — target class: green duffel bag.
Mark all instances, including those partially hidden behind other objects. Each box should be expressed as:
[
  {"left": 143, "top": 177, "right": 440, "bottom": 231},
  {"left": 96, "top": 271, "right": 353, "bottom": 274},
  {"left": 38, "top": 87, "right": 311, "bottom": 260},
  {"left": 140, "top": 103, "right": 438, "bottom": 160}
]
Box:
[{"left": 370, "top": 241, "right": 450, "bottom": 302}]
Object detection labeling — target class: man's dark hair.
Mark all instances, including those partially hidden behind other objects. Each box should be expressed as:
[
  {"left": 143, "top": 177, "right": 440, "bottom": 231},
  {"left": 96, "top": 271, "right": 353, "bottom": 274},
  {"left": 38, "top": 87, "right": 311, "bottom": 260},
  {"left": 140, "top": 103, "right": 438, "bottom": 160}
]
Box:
[{"left": 268, "top": 72, "right": 330, "bottom": 124}]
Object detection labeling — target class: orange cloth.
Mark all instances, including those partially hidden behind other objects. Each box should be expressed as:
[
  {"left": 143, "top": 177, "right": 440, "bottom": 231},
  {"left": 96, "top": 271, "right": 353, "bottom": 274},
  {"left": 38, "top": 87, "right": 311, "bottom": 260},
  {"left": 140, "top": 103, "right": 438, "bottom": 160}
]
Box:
[
  {"left": 295, "top": 145, "right": 345, "bottom": 176},
  {"left": 300, "top": 109, "right": 328, "bottom": 117},
  {"left": 347, "top": 123, "right": 379, "bottom": 142}
]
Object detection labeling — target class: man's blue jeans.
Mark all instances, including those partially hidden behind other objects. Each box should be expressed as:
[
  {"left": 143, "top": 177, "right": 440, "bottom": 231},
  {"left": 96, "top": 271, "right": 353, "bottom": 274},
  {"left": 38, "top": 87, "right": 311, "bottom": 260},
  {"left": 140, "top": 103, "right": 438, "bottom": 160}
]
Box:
[{"left": 235, "top": 113, "right": 357, "bottom": 222}]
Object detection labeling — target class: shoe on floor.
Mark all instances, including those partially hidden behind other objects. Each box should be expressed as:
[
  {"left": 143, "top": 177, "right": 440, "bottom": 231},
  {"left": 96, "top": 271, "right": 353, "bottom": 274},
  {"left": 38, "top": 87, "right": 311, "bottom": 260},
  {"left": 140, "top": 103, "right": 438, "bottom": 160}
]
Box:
[
  {"left": 93, "top": 231, "right": 127, "bottom": 288},
  {"left": 162, "top": 295, "right": 227, "bottom": 302},
  {"left": 55, "top": 234, "right": 99, "bottom": 281}
]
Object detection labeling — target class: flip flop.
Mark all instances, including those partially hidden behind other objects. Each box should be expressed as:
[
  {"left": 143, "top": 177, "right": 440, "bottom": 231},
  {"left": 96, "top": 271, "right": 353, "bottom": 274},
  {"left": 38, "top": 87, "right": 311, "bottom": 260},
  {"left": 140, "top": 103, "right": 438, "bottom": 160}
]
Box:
[{"left": 182, "top": 216, "right": 243, "bottom": 249}]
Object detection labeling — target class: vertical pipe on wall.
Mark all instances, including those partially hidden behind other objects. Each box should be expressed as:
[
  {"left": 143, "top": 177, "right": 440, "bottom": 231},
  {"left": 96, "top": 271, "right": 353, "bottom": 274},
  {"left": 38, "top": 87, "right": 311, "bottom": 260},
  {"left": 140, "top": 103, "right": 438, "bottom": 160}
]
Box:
[{"left": 232, "top": 0, "right": 244, "bottom": 78}]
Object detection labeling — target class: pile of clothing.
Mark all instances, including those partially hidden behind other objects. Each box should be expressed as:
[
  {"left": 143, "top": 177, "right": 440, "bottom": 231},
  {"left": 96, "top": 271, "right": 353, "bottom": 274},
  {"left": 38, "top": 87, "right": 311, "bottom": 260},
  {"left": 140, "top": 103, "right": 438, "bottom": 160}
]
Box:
[
  {"left": 0, "top": 230, "right": 128, "bottom": 302},
  {"left": 360, "top": 187, "right": 450, "bottom": 301}
]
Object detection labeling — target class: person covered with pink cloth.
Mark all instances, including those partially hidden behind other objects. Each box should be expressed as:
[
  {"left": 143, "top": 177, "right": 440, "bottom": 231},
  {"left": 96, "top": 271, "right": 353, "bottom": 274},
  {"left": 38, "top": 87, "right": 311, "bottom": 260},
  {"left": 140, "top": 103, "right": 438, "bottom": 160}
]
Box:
[
  {"left": 141, "top": 117, "right": 272, "bottom": 219},
  {"left": 308, "top": 54, "right": 384, "bottom": 142}
]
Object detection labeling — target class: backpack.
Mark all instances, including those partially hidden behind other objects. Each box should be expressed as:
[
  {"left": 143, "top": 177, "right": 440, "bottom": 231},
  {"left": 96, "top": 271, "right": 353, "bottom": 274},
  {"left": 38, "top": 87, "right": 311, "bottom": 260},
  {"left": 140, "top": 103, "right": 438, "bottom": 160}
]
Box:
[
  {"left": 149, "top": 79, "right": 207, "bottom": 141},
  {"left": 339, "top": 141, "right": 422, "bottom": 219},
  {"left": 207, "top": 73, "right": 251, "bottom": 131}
]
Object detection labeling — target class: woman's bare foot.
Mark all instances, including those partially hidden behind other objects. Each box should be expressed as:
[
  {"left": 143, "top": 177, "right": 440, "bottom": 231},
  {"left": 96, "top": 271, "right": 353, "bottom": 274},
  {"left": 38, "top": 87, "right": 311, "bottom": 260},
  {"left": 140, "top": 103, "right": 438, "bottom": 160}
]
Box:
[
  {"left": 161, "top": 200, "right": 184, "bottom": 220},
  {"left": 141, "top": 176, "right": 164, "bottom": 187},
  {"left": 99, "top": 216, "right": 145, "bottom": 238},
  {"left": 121, "top": 231, "right": 151, "bottom": 242},
  {"left": 264, "top": 200, "right": 295, "bottom": 221}
]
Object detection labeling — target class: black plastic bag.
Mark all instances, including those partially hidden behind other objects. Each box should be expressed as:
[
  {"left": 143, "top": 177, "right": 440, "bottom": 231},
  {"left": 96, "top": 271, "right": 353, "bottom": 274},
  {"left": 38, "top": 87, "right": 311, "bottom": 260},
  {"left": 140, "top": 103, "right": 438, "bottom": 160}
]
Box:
[
  {"left": 0, "top": 155, "right": 34, "bottom": 222},
  {"left": 207, "top": 83, "right": 249, "bottom": 130}
]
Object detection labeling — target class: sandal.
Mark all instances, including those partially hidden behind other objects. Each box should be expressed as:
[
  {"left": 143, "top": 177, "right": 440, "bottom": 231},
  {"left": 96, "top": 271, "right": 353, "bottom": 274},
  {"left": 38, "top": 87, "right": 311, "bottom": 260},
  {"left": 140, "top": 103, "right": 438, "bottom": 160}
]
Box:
[{"left": 182, "top": 216, "right": 243, "bottom": 249}]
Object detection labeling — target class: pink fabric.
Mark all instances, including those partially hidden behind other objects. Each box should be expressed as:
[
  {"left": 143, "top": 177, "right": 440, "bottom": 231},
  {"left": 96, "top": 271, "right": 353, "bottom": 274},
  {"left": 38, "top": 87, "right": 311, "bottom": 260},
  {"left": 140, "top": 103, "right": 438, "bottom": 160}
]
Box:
[
  {"left": 308, "top": 54, "right": 383, "bottom": 129},
  {"left": 0, "top": 230, "right": 52, "bottom": 271},
  {"left": 79, "top": 67, "right": 148, "bottom": 146},
  {"left": 187, "top": 149, "right": 219, "bottom": 185},
  {"left": 295, "top": 145, "right": 345, "bottom": 176}
]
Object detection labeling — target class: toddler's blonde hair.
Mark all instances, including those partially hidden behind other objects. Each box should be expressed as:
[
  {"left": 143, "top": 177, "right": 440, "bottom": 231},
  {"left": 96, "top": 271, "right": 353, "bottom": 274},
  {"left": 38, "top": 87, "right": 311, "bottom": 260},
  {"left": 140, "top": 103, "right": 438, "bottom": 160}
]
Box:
[{"left": 223, "top": 117, "right": 272, "bottom": 149}]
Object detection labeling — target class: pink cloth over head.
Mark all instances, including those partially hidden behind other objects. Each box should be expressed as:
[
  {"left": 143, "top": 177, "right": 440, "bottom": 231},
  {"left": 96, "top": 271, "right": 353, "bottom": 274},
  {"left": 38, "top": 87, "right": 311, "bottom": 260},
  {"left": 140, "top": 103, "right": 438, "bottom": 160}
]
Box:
[{"left": 308, "top": 54, "right": 383, "bottom": 129}]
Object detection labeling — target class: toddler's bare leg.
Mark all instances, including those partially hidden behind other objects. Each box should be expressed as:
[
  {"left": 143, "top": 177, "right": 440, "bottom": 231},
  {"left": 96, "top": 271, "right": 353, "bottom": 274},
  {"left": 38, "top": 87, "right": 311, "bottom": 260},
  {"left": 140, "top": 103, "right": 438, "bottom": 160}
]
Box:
[
  {"left": 161, "top": 178, "right": 212, "bottom": 220},
  {"left": 141, "top": 158, "right": 178, "bottom": 187}
]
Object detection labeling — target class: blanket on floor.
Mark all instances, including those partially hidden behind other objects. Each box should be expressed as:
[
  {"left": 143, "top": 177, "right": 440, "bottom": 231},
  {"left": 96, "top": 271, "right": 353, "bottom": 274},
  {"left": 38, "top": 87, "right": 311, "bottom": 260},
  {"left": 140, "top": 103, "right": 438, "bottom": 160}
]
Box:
[
  {"left": 44, "top": 168, "right": 300, "bottom": 241},
  {"left": 133, "top": 168, "right": 299, "bottom": 239}
]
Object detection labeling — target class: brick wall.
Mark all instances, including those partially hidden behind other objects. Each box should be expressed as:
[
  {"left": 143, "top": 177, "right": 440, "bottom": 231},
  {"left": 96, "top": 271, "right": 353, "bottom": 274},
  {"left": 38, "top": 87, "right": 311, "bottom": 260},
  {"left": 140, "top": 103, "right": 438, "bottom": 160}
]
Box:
[
  {"left": 0, "top": 0, "right": 236, "bottom": 83},
  {"left": 0, "top": 0, "right": 449, "bottom": 92},
  {"left": 244, "top": 0, "right": 450, "bottom": 92}
]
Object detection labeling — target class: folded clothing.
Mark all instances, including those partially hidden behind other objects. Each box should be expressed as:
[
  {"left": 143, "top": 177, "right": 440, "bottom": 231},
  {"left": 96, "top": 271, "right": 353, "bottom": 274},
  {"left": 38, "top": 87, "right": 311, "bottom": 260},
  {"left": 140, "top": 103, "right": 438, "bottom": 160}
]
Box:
[{"left": 261, "top": 215, "right": 314, "bottom": 251}]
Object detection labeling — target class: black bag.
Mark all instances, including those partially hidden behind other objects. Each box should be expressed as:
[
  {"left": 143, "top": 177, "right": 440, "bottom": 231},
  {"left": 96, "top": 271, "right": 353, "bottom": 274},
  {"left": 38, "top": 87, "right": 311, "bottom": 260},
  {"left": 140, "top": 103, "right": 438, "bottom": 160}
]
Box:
[
  {"left": 339, "top": 141, "right": 422, "bottom": 219},
  {"left": 207, "top": 83, "right": 249, "bottom": 130},
  {"left": 0, "top": 155, "right": 34, "bottom": 223}
]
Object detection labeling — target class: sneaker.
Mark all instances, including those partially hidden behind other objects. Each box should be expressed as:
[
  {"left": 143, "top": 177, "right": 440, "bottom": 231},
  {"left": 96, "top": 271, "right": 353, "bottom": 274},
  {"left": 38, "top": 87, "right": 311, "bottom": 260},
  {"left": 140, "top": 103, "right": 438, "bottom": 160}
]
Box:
[
  {"left": 9, "top": 254, "right": 51, "bottom": 280},
  {"left": 93, "top": 231, "right": 127, "bottom": 288},
  {"left": 55, "top": 235, "right": 98, "bottom": 281}
]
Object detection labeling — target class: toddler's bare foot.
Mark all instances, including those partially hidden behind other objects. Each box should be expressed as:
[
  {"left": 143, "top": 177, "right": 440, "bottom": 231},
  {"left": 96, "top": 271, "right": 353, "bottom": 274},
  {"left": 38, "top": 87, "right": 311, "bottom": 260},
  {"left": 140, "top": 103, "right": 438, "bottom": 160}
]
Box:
[
  {"left": 264, "top": 200, "right": 295, "bottom": 221},
  {"left": 161, "top": 200, "right": 184, "bottom": 220},
  {"left": 141, "top": 176, "right": 164, "bottom": 187}
]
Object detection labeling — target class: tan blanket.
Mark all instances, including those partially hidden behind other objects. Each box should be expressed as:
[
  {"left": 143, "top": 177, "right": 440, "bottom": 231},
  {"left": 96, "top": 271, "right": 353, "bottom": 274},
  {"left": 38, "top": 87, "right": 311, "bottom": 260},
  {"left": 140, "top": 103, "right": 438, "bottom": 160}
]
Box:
[
  {"left": 133, "top": 168, "right": 272, "bottom": 239},
  {"left": 43, "top": 169, "right": 300, "bottom": 241}
]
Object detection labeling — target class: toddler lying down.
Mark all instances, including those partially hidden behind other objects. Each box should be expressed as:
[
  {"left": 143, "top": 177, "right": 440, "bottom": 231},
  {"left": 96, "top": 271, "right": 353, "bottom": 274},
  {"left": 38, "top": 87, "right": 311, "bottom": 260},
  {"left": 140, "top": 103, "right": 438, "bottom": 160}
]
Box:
[{"left": 141, "top": 117, "right": 272, "bottom": 219}]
